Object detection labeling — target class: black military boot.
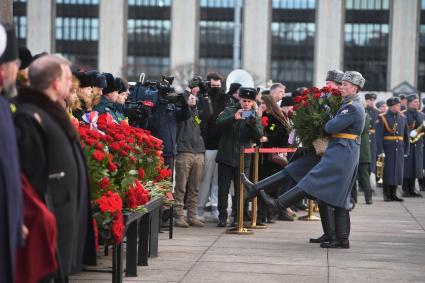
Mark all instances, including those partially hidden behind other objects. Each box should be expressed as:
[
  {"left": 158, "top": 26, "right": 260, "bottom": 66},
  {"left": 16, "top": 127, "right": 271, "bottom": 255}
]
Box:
[
  {"left": 418, "top": 177, "right": 425, "bottom": 191},
  {"left": 310, "top": 202, "right": 335, "bottom": 243},
  {"left": 320, "top": 208, "right": 350, "bottom": 249},
  {"left": 241, "top": 169, "right": 292, "bottom": 199},
  {"left": 409, "top": 180, "right": 423, "bottom": 198},
  {"left": 391, "top": 186, "right": 404, "bottom": 202},
  {"left": 259, "top": 186, "right": 308, "bottom": 215},
  {"left": 383, "top": 185, "right": 392, "bottom": 201}
]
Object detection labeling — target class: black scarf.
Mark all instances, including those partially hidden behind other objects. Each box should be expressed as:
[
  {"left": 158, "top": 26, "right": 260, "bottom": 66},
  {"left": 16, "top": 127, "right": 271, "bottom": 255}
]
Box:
[{"left": 16, "top": 87, "right": 78, "bottom": 141}]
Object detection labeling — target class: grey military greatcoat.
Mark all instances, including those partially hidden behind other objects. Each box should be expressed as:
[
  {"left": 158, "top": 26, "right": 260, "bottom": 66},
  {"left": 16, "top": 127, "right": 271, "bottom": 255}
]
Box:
[
  {"left": 403, "top": 108, "right": 424, "bottom": 179},
  {"left": 297, "top": 95, "right": 365, "bottom": 209},
  {"left": 375, "top": 111, "right": 409, "bottom": 186}
]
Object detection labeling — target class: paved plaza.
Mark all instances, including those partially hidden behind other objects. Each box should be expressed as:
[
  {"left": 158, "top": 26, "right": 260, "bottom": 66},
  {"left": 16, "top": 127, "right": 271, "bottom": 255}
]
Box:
[{"left": 71, "top": 189, "right": 425, "bottom": 283}]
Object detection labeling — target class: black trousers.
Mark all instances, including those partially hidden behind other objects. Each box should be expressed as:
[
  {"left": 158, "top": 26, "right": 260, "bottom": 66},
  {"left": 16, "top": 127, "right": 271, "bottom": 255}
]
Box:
[{"left": 217, "top": 163, "right": 250, "bottom": 222}]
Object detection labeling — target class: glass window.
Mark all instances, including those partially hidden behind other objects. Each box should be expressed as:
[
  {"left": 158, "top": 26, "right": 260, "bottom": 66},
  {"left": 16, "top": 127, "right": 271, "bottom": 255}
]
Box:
[
  {"left": 127, "top": 56, "right": 170, "bottom": 79},
  {"left": 344, "top": 0, "right": 389, "bottom": 90},
  {"left": 128, "top": 19, "right": 171, "bottom": 44},
  {"left": 127, "top": 1, "right": 171, "bottom": 80},
  {"left": 272, "top": 0, "right": 315, "bottom": 9},
  {"left": 346, "top": 0, "right": 389, "bottom": 10},
  {"left": 13, "top": 16, "right": 27, "bottom": 39},
  {"left": 271, "top": 22, "right": 315, "bottom": 45},
  {"left": 128, "top": 0, "right": 171, "bottom": 6},
  {"left": 57, "top": 0, "right": 98, "bottom": 4},
  {"left": 344, "top": 23, "right": 389, "bottom": 46},
  {"left": 56, "top": 17, "right": 99, "bottom": 41},
  {"left": 200, "top": 0, "right": 235, "bottom": 8},
  {"left": 270, "top": 4, "right": 315, "bottom": 89},
  {"left": 200, "top": 21, "right": 234, "bottom": 45}
]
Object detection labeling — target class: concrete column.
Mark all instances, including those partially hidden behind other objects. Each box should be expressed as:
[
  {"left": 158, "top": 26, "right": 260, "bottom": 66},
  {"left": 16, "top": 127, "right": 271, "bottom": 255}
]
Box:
[
  {"left": 170, "top": 0, "right": 199, "bottom": 72},
  {"left": 313, "top": 0, "right": 344, "bottom": 87},
  {"left": 98, "top": 0, "right": 127, "bottom": 76},
  {"left": 388, "top": 0, "right": 420, "bottom": 89},
  {"left": 0, "top": 0, "right": 13, "bottom": 24},
  {"left": 27, "top": 0, "right": 55, "bottom": 54},
  {"left": 242, "top": 0, "right": 271, "bottom": 85}
]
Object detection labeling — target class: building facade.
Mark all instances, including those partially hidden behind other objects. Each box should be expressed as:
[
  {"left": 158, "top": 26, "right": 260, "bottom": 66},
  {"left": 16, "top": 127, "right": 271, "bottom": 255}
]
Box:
[{"left": 11, "top": 0, "right": 423, "bottom": 92}]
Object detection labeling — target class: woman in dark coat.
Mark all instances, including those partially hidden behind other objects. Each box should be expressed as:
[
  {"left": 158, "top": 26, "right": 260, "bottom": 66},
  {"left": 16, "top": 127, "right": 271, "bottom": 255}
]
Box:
[{"left": 257, "top": 94, "right": 291, "bottom": 223}]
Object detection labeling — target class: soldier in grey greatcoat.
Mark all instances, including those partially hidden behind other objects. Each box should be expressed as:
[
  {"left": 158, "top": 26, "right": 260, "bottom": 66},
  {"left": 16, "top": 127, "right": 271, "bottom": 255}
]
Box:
[
  {"left": 250, "top": 71, "right": 366, "bottom": 249},
  {"left": 375, "top": 97, "right": 409, "bottom": 201},
  {"left": 402, "top": 94, "right": 424, "bottom": 198},
  {"left": 241, "top": 69, "right": 345, "bottom": 245}
]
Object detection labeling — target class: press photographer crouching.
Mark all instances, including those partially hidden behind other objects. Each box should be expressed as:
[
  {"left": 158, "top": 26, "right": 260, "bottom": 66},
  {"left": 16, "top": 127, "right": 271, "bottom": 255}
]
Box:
[{"left": 216, "top": 87, "right": 263, "bottom": 227}]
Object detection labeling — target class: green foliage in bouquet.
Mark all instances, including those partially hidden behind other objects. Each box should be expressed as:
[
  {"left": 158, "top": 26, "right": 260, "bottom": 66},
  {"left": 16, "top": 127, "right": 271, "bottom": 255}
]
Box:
[{"left": 292, "top": 86, "right": 342, "bottom": 147}]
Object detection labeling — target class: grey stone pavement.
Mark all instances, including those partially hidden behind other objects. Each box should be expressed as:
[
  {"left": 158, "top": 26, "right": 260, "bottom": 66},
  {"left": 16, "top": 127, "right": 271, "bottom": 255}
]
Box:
[{"left": 71, "top": 189, "right": 425, "bottom": 283}]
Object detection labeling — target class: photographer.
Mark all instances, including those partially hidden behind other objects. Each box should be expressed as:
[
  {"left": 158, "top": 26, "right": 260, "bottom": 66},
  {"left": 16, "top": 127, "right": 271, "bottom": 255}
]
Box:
[
  {"left": 174, "top": 90, "right": 212, "bottom": 228},
  {"left": 215, "top": 87, "right": 263, "bottom": 227},
  {"left": 196, "top": 72, "right": 230, "bottom": 221}
]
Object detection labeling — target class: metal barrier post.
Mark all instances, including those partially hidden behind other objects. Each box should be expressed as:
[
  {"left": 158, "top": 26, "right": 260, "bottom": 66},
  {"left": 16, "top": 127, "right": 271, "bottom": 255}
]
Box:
[
  {"left": 226, "top": 147, "right": 253, "bottom": 235},
  {"left": 249, "top": 146, "right": 267, "bottom": 229},
  {"left": 298, "top": 199, "right": 320, "bottom": 221}
]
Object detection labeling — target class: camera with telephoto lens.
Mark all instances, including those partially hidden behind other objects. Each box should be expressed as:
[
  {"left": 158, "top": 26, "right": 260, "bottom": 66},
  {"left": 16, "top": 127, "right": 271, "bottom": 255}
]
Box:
[{"left": 188, "top": 76, "right": 211, "bottom": 97}]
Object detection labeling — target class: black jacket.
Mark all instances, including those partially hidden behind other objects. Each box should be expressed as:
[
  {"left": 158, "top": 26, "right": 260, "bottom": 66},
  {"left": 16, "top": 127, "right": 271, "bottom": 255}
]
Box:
[
  {"left": 148, "top": 100, "right": 191, "bottom": 157},
  {"left": 14, "top": 87, "right": 95, "bottom": 277},
  {"left": 199, "top": 90, "right": 230, "bottom": 150}
]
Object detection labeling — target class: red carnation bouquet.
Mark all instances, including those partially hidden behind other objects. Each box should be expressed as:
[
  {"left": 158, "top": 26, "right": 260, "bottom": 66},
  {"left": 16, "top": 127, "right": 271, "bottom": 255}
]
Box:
[
  {"left": 77, "top": 113, "right": 173, "bottom": 245},
  {"left": 292, "top": 86, "right": 342, "bottom": 151}
]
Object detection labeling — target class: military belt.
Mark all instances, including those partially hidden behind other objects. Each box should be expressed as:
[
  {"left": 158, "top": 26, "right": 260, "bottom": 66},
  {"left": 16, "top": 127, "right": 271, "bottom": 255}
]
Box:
[
  {"left": 383, "top": 136, "right": 403, "bottom": 141},
  {"left": 331, "top": 133, "right": 359, "bottom": 140}
]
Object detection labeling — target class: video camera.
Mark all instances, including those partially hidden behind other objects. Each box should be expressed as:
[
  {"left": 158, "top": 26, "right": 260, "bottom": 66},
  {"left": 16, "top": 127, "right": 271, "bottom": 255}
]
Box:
[
  {"left": 188, "top": 76, "right": 211, "bottom": 97},
  {"left": 125, "top": 74, "right": 186, "bottom": 128}
]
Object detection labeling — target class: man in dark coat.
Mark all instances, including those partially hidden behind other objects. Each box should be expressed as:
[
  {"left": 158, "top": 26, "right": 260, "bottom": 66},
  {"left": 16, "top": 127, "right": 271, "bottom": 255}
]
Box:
[
  {"left": 14, "top": 55, "right": 95, "bottom": 280},
  {"left": 249, "top": 71, "right": 366, "bottom": 249},
  {"left": 402, "top": 94, "right": 424, "bottom": 197},
  {"left": 0, "top": 23, "right": 25, "bottom": 283},
  {"left": 375, "top": 97, "right": 409, "bottom": 201}
]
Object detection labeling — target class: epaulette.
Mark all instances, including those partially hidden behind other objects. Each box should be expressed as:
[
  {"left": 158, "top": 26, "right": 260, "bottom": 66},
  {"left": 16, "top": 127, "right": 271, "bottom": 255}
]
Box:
[{"left": 379, "top": 112, "right": 386, "bottom": 116}]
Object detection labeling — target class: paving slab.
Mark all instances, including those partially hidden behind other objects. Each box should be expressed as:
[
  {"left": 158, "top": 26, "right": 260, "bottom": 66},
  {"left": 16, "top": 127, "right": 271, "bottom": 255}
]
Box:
[{"left": 70, "top": 192, "right": 425, "bottom": 282}]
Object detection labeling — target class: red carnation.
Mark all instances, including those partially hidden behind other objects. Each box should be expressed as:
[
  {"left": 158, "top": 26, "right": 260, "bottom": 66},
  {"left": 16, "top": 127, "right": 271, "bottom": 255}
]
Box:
[
  {"left": 303, "top": 101, "right": 309, "bottom": 107},
  {"left": 293, "top": 105, "right": 299, "bottom": 111},
  {"left": 92, "top": 150, "right": 105, "bottom": 161},
  {"left": 261, "top": 116, "right": 269, "bottom": 127},
  {"left": 320, "top": 86, "right": 331, "bottom": 93},
  {"left": 302, "top": 89, "right": 309, "bottom": 96},
  {"left": 96, "top": 143, "right": 104, "bottom": 150},
  {"left": 97, "top": 191, "right": 123, "bottom": 213},
  {"left": 138, "top": 168, "right": 145, "bottom": 179},
  {"left": 294, "top": 96, "right": 303, "bottom": 104},
  {"left": 313, "top": 92, "right": 321, "bottom": 99},
  {"left": 110, "top": 142, "right": 120, "bottom": 152},
  {"left": 111, "top": 212, "right": 125, "bottom": 244},
  {"left": 108, "top": 160, "right": 118, "bottom": 172},
  {"left": 98, "top": 177, "right": 110, "bottom": 190}
]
